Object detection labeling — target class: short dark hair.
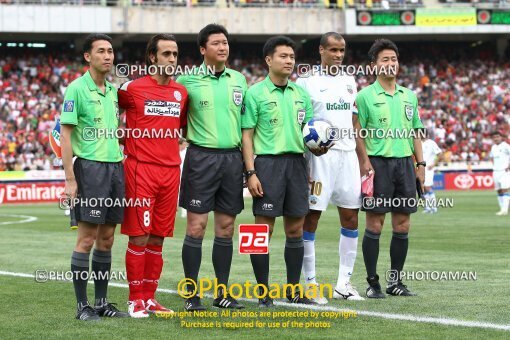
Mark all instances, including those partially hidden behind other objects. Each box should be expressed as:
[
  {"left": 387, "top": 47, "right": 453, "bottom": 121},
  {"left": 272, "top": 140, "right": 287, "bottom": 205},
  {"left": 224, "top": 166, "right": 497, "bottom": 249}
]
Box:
[
  {"left": 368, "top": 38, "right": 399, "bottom": 63},
  {"left": 263, "top": 36, "right": 296, "bottom": 58},
  {"left": 83, "top": 33, "right": 112, "bottom": 54},
  {"left": 145, "top": 34, "right": 177, "bottom": 66},
  {"left": 197, "top": 24, "right": 229, "bottom": 49},
  {"left": 320, "top": 32, "right": 344, "bottom": 48},
  {"left": 491, "top": 130, "right": 502, "bottom": 137}
]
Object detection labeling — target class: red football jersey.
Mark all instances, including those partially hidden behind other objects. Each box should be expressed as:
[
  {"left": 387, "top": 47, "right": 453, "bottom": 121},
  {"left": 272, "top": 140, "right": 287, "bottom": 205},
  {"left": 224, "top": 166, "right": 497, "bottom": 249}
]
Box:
[{"left": 118, "top": 76, "right": 188, "bottom": 166}]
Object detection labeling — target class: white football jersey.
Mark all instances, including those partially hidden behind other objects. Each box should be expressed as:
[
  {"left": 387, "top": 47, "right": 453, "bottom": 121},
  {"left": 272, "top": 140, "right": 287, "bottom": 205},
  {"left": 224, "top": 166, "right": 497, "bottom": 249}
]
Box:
[
  {"left": 490, "top": 141, "right": 510, "bottom": 171},
  {"left": 296, "top": 73, "right": 357, "bottom": 151},
  {"left": 422, "top": 139, "right": 442, "bottom": 166}
]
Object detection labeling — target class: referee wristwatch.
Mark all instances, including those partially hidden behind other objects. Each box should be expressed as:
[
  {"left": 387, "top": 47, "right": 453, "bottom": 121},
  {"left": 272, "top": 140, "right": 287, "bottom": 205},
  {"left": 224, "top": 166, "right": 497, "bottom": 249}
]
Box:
[
  {"left": 416, "top": 161, "right": 426, "bottom": 168},
  {"left": 245, "top": 170, "right": 257, "bottom": 178}
]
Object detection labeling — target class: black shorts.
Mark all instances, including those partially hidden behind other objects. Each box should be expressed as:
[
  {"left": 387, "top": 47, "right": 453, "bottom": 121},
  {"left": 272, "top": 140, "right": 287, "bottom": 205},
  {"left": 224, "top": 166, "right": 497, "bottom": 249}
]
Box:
[
  {"left": 253, "top": 154, "right": 309, "bottom": 217},
  {"left": 73, "top": 158, "right": 125, "bottom": 225},
  {"left": 362, "top": 156, "right": 417, "bottom": 214},
  {"left": 179, "top": 143, "right": 244, "bottom": 215}
]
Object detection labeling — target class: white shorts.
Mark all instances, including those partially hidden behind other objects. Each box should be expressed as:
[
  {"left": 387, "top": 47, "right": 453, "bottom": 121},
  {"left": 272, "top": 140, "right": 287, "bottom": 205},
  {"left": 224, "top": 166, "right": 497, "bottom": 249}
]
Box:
[
  {"left": 424, "top": 169, "right": 435, "bottom": 187},
  {"left": 494, "top": 170, "right": 510, "bottom": 190},
  {"left": 306, "top": 149, "right": 361, "bottom": 211}
]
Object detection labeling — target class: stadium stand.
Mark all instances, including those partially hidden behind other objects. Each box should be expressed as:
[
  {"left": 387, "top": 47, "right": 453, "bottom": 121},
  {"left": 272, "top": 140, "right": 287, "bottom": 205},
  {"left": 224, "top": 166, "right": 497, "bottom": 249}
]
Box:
[{"left": 0, "top": 41, "right": 508, "bottom": 170}]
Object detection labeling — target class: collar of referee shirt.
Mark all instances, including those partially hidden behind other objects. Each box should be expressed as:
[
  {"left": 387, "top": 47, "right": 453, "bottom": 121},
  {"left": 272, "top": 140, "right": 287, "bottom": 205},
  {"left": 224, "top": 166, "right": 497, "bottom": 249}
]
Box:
[
  {"left": 199, "top": 62, "right": 233, "bottom": 79},
  {"left": 374, "top": 79, "right": 404, "bottom": 97},
  {"left": 84, "top": 70, "right": 113, "bottom": 95},
  {"left": 263, "top": 75, "right": 296, "bottom": 92}
]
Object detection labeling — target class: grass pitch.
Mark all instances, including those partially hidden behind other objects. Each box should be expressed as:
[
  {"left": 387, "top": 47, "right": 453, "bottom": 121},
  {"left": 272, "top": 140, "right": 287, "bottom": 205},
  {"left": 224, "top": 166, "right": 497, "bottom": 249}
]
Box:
[{"left": 0, "top": 190, "right": 509, "bottom": 339}]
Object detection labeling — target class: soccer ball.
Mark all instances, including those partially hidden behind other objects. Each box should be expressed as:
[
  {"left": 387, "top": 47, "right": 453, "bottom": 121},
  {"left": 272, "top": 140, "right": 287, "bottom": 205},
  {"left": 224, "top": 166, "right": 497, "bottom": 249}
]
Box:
[{"left": 303, "top": 119, "right": 335, "bottom": 150}]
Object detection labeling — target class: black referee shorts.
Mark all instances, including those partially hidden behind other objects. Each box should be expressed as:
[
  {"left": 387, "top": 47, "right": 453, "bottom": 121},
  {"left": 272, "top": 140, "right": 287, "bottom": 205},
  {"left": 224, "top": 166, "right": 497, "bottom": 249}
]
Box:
[
  {"left": 362, "top": 156, "right": 418, "bottom": 214},
  {"left": 179, "top": 143, "right": 244, "bottom": 215},
  {"left": 253, "top": 154, "right": 309, "bottom": 218},
  {"left": 73, "top": 158, "right": 124, "bottom": 225}
]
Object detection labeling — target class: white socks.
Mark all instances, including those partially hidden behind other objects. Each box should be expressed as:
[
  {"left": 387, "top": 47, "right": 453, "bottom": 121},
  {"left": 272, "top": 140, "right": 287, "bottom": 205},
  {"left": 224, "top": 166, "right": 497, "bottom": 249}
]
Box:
[
  {"left": 336, "top": 227, "right": 358, "bottom": 289},
  {"left": 498, "top": 194, "right": 504, "bottom": 211},
  {"left": 503, "top": 194, "right": 510, "bottom": 213},
  {"left": 302, "top": 227, "right": 360, "bottom": 289},
  {"left": 303, "top": 231, "right": 316, "bottom": 284}
]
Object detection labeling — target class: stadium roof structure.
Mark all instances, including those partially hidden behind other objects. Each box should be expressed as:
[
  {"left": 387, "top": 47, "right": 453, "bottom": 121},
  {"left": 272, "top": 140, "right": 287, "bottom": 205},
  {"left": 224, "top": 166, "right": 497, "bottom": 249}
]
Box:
[{"left": 1, "top": 1, "right": 510, "bottom": 36}]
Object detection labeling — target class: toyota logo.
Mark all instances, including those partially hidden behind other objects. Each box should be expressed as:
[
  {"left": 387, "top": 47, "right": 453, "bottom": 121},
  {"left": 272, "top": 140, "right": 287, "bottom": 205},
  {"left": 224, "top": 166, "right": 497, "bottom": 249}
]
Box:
[{"left": 454, "top": 174, "right": 474, "bottom": 189}]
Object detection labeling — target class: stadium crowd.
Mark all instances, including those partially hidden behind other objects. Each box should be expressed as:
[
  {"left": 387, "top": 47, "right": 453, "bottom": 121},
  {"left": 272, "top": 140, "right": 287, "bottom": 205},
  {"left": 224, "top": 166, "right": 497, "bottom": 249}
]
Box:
[{"left": 0, "top": 47, "right": 508, "bottom": 170}]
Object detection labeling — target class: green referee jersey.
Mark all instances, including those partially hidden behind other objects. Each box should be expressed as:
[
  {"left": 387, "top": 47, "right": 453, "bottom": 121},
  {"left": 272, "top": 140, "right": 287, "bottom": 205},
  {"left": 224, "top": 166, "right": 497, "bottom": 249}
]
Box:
[
  {"left": 355, "top": 80, "right": 424, "bottom": 158},
  {"left": 241, "top": 76, "right": 313, "bottom": 155},
  {"left": 60, "top": 71, "right": 123, "bottom": 162},
  {"left": 176, "top": 64, "right": 248, "bottom": 149}
]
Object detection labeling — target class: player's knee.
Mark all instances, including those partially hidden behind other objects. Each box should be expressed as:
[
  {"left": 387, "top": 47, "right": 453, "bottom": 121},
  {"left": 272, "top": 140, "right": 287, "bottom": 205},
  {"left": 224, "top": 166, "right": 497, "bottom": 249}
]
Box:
[
  {"left": 76, "top": 235, "right": 95, "bottom": 253},
  {"left": 342, "top": 215, "right": 358, "bottom": 229},
  {"left": 366, "top": 220, "right": 383, "bottom": 234},
  {"left": 147, "top": 235, "right": 164, "bottom": 247},
  {"left": 393, "top": 221, "right": 410, "bottom": 233},
  {"left": 284, "top": 225, "right": 303, "bottom": 238},
  {"left": 216, "top": 225, "right": 234, "bottom": 238},
  {"left": 97, "top": 234, "right": 115, "bottom": 250},
  {"left": 129, "top": 235, "right": 148, "bottom": 247},
  {"left": 186, "top": 224, "right": 206, "bottom": 239},
  {"left": 366, "top": 225, "right": 382, "bottom": 235},
  {"left": 186, "top": 216, "right": 207, "bottom": 238},
  {"left": 285, "top": 229, "right": 302, "bottom": 238},
  {"left": 187, "top": 229, "right": 205, "bottom": 239}
]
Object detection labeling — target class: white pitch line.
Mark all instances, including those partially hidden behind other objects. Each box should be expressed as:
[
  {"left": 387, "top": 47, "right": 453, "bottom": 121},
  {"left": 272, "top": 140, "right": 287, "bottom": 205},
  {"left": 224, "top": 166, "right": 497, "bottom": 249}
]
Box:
[
  {"left": 1, "top": 270, "right": 509, "bottom": 332},
  {"left": 0, "top": 271, "right": 34, "bottom": 278},
  {"left": 0, "top": 214, "right": 38, "bottom": 225}
]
